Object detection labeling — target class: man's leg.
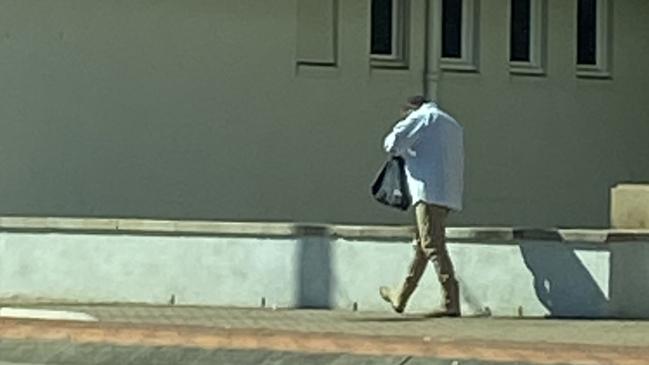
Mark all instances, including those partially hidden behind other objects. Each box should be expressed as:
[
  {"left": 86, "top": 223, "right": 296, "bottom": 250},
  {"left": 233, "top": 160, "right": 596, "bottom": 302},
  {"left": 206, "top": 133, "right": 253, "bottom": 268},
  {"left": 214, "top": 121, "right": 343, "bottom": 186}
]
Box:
[
  {"left": 379, "top": 202, "right": 430, "bottom": 313},
  {"left": 419, "top": 203, "right": 460, "bottom": 316}
]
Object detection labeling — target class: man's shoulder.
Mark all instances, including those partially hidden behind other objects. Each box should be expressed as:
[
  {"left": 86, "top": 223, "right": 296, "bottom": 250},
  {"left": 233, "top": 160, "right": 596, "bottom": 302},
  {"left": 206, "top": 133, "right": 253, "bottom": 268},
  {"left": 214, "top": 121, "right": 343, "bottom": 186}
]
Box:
[{"left": 433, "top": 108, "right": 462, "bottom": 129}]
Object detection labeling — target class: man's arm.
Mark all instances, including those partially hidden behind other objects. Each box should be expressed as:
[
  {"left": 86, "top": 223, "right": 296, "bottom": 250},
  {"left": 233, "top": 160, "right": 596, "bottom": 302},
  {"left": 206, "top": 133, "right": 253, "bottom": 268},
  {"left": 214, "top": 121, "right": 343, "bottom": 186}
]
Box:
[{"left": 383, "top": 111, "right": 431, "bottom": 155}]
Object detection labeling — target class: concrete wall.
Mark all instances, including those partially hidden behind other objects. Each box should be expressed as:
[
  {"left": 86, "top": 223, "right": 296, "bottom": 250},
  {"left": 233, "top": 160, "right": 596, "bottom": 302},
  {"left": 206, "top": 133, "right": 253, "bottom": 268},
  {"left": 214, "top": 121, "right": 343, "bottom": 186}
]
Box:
[
  {"left": 0, "top": 0, "right": 647, "bottom": 227},
  {"left": 0, "top": 0, "right": 426, "bottom": 225},
  {"left": 437, "top": 0, "right": 649, "bottom": 227},
  {"left": 1, "top": 218, "right": 647, "bottom": 318}
]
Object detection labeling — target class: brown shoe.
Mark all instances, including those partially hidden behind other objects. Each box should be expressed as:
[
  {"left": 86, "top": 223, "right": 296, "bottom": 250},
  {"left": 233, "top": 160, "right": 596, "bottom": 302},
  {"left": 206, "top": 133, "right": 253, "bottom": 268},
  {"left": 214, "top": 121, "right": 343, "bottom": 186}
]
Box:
[
  {"left": 441, "top": 279, "right": 461, "bottom": 317},
  {"left": 423, "top": 308, "right": 461, "bottom": 318},
  {"left": 379, "top": 286, "right": 405, "bottom": 314}
]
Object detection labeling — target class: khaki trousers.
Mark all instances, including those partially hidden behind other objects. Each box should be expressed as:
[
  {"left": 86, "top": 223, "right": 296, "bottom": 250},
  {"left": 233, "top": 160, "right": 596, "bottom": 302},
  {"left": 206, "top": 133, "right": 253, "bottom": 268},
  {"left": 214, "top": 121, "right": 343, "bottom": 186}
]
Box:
[{"left": 395, "top": 202, "right": 459, "bottom": 312}]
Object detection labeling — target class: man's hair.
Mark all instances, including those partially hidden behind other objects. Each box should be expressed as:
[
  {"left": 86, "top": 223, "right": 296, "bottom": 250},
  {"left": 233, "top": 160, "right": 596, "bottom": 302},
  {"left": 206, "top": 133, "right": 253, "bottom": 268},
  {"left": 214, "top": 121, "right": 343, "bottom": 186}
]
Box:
[{"left": 406, "top": 95, "right": 427, "bottom": 109}]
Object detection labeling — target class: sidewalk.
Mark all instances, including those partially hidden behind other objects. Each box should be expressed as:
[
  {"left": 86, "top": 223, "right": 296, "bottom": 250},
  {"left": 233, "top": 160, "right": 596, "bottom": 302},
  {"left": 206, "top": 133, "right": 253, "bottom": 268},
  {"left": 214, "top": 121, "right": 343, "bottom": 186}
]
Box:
[{"left": 0, "top": 304, "right": 648, "bottom": 364}]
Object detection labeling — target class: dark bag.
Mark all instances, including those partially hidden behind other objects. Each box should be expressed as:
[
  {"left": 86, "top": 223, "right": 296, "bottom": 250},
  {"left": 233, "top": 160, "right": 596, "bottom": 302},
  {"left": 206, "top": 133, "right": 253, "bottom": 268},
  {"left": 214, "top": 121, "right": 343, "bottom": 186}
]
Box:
[{"left": 370, "top": 156, "right": 411, "bottom": 211}]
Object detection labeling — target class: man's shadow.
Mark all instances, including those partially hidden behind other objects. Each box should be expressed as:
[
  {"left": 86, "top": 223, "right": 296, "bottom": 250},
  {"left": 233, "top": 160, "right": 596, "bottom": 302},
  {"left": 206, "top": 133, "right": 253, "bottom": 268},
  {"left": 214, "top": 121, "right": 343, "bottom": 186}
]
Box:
[{"left": 519, "top": 241, "right": 609, "bottom": 318}]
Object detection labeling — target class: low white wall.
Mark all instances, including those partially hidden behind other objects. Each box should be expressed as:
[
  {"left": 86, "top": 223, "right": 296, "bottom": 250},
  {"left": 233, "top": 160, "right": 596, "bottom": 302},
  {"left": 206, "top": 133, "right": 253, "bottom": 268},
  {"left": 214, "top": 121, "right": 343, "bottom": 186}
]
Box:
[{"left": 0, "top": 218, "right": 648, "bottom": 318}]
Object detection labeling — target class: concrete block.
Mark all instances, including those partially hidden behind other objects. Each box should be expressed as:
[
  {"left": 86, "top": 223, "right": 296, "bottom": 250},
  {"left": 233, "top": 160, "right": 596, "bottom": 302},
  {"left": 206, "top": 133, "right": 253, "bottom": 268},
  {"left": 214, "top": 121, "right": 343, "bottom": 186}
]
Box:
[{"left": 611, "top": 184, "right": 649, "bottom": 229}]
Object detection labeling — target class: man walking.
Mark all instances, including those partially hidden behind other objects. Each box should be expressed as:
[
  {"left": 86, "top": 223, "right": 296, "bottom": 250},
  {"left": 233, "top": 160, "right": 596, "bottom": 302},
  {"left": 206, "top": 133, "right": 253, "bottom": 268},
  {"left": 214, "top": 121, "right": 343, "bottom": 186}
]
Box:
[{"left": 379, "top": 96, "right": 464, "bottom": 317}]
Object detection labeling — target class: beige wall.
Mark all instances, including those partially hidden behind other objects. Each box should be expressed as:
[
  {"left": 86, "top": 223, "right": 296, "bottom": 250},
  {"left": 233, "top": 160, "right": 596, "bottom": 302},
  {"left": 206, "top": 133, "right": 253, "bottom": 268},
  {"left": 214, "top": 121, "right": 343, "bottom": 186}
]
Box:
[
  {"left": 0, "top": 0, "right": 646, "bottom": 227},
  {"left": 0, "top": 0, "right": 426, "bottom": 224},
  {"left": 436, "top": 0, "right": 649, "bottom": 226}
]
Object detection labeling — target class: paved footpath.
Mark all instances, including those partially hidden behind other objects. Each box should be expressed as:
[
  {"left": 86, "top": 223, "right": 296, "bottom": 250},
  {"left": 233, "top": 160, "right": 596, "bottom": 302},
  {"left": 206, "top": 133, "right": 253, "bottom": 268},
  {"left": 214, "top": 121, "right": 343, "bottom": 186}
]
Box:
[{"left": 0, "top": 304, "right": 648, "bottom": 364}]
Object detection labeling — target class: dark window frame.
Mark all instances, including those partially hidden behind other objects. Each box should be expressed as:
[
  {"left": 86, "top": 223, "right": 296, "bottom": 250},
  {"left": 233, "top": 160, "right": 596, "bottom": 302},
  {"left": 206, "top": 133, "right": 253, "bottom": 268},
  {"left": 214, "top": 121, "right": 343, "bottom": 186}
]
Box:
[
  {"left": 575, "top": 0, "right": 611, "bottom": 78},
  {"left": 370, "top": 0, "right": 394, "bottom": 56},
  {"left": 439, "top": 0, "right": 478, "bottom": 72},
  {"left": 370, "top": 0, "right": 409, "bottom": 68},
  {"left": 441, "top": 0, "right": 463, "bottom": 59},
  {"left": 577, "top": 0, "right": 598, "bottom": 66},
  {"left": 508, "top": 0, "right": 545, "bottom": 75},
  {"left": 510, "top": 0, "right": 531, "bottom": 62}
]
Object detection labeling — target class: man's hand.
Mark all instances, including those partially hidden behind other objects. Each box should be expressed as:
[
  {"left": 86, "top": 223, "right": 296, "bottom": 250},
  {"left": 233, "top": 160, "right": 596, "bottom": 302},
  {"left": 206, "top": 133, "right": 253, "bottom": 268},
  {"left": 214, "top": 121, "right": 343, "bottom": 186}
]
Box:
[{"left": 400, "top": 106, "right": 414, "bottom": 119}]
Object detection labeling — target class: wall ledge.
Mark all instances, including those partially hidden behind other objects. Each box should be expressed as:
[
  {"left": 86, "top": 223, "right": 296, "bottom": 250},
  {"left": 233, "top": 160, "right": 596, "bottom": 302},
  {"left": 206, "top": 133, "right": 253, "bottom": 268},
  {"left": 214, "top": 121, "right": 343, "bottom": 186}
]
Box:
[{"left": 0, "top": 217, "right": 648, "bottom": 243}]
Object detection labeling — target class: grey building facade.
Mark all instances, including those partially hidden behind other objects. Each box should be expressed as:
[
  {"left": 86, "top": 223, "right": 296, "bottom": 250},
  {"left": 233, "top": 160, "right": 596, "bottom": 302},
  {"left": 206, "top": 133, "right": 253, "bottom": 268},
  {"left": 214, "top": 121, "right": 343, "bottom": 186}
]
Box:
[{"left": 0, "top": 0, "right": 647, "bottom": 227}]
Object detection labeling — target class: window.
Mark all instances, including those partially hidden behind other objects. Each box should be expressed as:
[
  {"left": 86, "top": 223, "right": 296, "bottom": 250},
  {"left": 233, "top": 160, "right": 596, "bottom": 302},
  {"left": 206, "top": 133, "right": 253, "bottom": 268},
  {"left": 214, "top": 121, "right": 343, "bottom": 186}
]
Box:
[
  {"left": 371, "top": 0, "right": 393, "bottom": 56},
  {"left": 370, "top": 0, "right": 408, "bottom": 68},
  {"left": 442, "top": 0, "right": 462, "bottom": 58},
  {"left": 509, "top": 0, "right": 545, "bottom": 75},
  {"left": 576, "top": 0, "right": 610, "bottom": 78},
  {"left": 440, "top": 0, "right": 478, "bottom": 72},
  {"left": 577, "top": 0, "right": 597, "bottom": 65},
  {"left": 510, "top": 0, "right": 531, "bottom": 62}
]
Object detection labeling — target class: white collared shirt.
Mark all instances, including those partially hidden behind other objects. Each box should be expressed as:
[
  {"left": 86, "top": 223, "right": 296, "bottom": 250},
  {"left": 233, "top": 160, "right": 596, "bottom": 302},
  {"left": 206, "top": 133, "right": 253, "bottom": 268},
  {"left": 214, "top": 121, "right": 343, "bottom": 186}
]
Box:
[{"left": 383, "top": 102, "right": 464, "bottom": 211}]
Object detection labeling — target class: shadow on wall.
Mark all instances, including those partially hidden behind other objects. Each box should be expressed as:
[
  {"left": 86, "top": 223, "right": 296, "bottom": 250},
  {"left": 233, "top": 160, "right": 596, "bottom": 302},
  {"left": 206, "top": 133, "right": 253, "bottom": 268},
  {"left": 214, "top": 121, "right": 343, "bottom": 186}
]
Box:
[
  {"left": 296, "top": 228, "right": 333, "bottom": 309},
  {"left": 609, "top": 243, "right": 649, "bottom": 319},
  {"left": 519, "top": 242, "right": 609, "bottom": 318}
]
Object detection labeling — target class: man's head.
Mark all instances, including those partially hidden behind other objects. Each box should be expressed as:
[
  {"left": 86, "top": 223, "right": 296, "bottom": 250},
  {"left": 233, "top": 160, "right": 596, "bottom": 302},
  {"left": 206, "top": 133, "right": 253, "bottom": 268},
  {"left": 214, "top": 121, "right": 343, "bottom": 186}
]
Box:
[{"left": 400, "top": 95, "right": 428, "bottom": 118}]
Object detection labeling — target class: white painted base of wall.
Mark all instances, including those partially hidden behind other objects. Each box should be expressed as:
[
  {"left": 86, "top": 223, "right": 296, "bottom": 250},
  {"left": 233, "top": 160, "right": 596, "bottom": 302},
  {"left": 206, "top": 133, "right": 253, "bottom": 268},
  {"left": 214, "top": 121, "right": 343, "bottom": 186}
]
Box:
[{"left": 0, "top": 227, "right": 646, "bottom": 318}]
